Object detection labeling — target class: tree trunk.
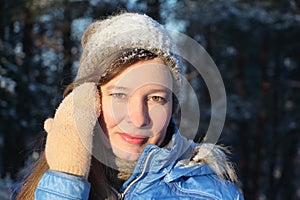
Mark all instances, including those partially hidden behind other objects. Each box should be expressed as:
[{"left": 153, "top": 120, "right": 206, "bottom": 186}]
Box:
[
  {"left": 61, "top": 0, "right": 73, "bottom": 89},
  {"left": 146, "top": 0, "right": 160, "bottom": 22},
  {"left": 3, "top": 8, "right": 33, "bottom": 179}
]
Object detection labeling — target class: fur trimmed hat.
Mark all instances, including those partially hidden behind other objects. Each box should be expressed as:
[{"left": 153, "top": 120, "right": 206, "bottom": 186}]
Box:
[{"left": 74, "top": 12, "right": 182, "bottom": 87}]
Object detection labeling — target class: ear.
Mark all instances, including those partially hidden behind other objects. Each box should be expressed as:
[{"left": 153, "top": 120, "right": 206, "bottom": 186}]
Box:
[{"left": 44, "top": 118, "right": 54, "bottom": 133}]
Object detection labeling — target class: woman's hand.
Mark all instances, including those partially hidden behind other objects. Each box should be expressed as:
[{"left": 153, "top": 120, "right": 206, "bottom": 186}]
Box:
[{"left": 44, "top": 82, "right": 101, "bottom": 178}]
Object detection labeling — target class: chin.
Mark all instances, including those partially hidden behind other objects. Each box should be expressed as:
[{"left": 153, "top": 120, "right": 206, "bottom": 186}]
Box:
[{"left": 112, "top": 146, "right": 141, "bottom": 161}]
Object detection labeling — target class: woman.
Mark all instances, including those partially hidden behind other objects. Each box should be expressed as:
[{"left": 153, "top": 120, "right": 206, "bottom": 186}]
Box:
[{"left": 14, "top": 12, "right": 244, "bottom": 199}]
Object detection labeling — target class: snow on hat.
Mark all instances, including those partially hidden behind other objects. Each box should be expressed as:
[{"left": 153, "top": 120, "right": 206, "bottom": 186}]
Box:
[{"left": 74, "top": 12, "right": 182, "bottom": 89}]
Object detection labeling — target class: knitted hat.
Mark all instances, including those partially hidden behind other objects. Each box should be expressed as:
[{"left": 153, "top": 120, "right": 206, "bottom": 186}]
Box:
[{"left": 74, "top": 12, "right": 182, "bottom": 90}]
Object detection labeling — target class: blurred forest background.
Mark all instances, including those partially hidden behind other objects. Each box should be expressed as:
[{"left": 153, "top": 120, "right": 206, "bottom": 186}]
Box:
[{"left": 0, "top": 0, "right": 299, "bottom": 199}]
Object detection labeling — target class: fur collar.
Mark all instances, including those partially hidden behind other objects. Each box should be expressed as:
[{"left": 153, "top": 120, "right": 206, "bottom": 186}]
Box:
[{"left": 182, "top": 143, "right": 238, "bottom": 183}]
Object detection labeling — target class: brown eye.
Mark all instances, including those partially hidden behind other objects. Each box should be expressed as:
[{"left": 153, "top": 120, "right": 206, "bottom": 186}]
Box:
[{"left": 148, "top": 96, "right": 166, "bottom": 103}]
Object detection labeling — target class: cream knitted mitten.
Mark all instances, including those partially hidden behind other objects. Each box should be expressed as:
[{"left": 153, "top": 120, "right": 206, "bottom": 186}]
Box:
[{"left": 44, "top": 82, "right": 100, "bottom": 178}]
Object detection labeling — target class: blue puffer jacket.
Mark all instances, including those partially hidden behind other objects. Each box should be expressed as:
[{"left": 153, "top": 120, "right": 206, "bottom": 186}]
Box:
[{"left": 35, "top": 131, "right": 244, "bottom": 199}]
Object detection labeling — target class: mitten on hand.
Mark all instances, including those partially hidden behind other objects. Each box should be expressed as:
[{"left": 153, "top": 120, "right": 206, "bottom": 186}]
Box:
[{"left": 44, "top": 82, "right": 101, "bottom": 178}]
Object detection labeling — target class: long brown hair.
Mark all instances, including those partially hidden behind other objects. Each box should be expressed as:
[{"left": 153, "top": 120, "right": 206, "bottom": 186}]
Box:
[{"left": 15, "top": 49, "right": 178, "bottom": 200}]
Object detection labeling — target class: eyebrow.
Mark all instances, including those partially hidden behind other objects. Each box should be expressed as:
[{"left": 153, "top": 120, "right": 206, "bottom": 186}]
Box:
[
  {"left": 105, "top": 85, "right": 130, "bottom": 91},
  {"left": 104, "top": 85, "right": 172, "bottom": 94},
  {"left": 148, "top": 88, "right": 171, "bottom": 94}
]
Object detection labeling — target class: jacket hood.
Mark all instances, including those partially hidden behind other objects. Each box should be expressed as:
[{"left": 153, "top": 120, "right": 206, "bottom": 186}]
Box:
[
  {"left": 124, "top": 129, "right": 238, "bottom": 187},
  {"left": 179, "top": 143, "right": 238, "bottom": 183}
]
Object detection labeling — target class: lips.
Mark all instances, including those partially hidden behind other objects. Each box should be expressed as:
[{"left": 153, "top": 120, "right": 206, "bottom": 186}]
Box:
[{"left": 118, "top": 132, "right": 147, "bottom": 145}]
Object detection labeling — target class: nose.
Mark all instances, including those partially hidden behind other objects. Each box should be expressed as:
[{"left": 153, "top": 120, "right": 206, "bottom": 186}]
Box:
[{"left": 127, "top": 97, "right": 150, "bottom": 127}]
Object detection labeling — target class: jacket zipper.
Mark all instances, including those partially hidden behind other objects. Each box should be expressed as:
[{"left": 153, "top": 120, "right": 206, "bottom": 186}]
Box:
[{"left": 117, "top": 149, "right": 157, "bottom": 200}]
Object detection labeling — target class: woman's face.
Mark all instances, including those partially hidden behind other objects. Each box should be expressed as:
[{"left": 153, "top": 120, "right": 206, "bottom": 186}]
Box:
[{"left": 100, "top": 58, "right": 173, "bottom": 161}]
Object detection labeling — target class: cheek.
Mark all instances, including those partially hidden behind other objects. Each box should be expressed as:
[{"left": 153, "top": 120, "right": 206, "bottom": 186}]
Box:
[
  {"left": 101, "top": 99, "right": 126, "bottom": 129},
  {"left": 149, "top": 104, "right": 172, "bottom": 134}
]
